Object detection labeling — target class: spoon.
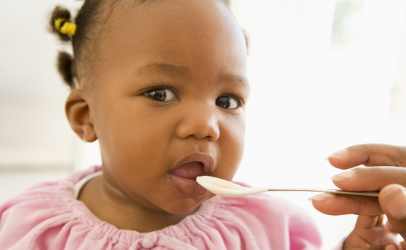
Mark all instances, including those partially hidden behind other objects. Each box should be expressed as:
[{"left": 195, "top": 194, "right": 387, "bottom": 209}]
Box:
[{"left": 196, "top": 176, "right": 379, "bottom": 197}]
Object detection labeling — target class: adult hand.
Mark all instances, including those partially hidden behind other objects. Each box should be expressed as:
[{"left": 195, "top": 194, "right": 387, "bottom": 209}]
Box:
[
  {"left": 343, "top": 215, "right": 400, "bottom": 250},
  {"left": 310, "top": 144, "right": 406, "bottom": 245}
]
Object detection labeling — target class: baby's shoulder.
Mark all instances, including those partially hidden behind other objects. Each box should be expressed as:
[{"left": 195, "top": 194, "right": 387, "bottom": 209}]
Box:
[
  {"left": 0, "top": 168, "right": 102, "bottom": 249},
  {"left": 0, "top": 179, "right": 65, "bottom": 213},
  {"left": 0, "top": 167, "right": 99, "bottom": 210}
]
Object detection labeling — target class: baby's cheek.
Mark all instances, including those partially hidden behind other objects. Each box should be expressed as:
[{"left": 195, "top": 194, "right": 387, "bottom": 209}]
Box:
[
  {"left": 216, "top": 133, "right": 245, "bottom": 179},
  {"left": 229, "top": 124, "right": 245, "bottom": 158}
]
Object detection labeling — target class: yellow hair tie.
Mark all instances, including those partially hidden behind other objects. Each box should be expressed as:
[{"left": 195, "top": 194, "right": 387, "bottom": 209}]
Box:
[{"left": 55, "top": 18, "right": 76, "bottom": 36}]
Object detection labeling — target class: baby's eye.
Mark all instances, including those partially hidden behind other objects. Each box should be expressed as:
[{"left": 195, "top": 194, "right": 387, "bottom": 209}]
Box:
[
  {"left": 216, "top": 96, "right": 240, "bottom": 109},
  {"left": 145, "top": 89, "right": 176, "bottom": 102}
]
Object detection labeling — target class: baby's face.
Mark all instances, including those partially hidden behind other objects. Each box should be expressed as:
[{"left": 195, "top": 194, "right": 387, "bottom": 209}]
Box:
[{"left": 88, "top": 0, "right": 249, "bottom": 214}]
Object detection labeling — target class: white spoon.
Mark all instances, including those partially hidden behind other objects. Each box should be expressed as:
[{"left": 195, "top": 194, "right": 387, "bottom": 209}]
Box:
[{"left": 196, "top": 176, "right": 379, "bottom": 197}]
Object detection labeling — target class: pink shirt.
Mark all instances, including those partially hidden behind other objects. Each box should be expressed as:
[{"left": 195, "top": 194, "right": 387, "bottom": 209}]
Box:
[{"left": 0, "top": 167, "right": 322, "bottom": 249}]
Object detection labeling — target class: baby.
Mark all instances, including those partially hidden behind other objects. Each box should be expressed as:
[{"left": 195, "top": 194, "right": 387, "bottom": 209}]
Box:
[{"left": 0, "top": 0, "right": 400, "bottom": 249}]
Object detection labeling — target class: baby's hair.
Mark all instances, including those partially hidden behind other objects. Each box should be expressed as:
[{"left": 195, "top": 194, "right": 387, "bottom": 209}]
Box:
[
  {"left": 49, "top": 0, "right": 243, "bottom": 89},
  {"left": 49, "top": 0, "right": 115, "bottom": 89}
]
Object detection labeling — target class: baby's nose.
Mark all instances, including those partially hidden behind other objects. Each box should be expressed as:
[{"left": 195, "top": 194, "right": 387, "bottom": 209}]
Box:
[{"left": 175, "top": 103, "right": 220, "bottom": 141}]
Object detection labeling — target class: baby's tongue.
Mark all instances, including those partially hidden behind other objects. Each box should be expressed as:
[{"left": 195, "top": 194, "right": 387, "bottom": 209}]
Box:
[{"left": 171, "top": 162, "right": 204, "bottom": 179}]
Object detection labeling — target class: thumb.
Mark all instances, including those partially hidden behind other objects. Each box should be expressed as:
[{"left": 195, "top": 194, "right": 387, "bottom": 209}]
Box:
[{"left": 380, "top": 184, "right": 406, "bottom": 241}]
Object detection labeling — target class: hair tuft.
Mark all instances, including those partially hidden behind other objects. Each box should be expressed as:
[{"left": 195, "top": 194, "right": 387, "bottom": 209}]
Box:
[
  {"left": 57, "top": 51, "right": 75, "bottom": 89},
  {"left": 49, "top": 6, "right": 72, "bottom": 42}
]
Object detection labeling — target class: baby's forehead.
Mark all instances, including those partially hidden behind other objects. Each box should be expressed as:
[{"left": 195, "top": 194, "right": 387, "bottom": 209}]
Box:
[
  {"left": 96, "top": 0, "right": 229, "bottom": 47},
  {"left": 107, "top": 0, "right": 230, "bottom": 21},
  {"left": 97, "top": 0, "right": 243, "bottom": 55},
  {"left": 107, "top": 0, "right": 230, "bottom": 14},
  {"left": 77, "top": 0, "right": 241, "bottom": 88}
]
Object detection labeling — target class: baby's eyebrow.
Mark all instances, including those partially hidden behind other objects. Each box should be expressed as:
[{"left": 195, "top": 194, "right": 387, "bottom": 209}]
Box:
[
  {"left": 218, "top": 73, "right": 250, "bottom": 89},
  {"left": 135, "top": 62, "right": 250, "bottom": 89},
  {"left": 136, "top": 63, "right": 192, "bottom": 79}
]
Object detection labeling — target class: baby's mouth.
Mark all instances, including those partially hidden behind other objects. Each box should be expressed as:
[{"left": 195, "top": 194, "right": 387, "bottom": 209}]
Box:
[
  {"left": 168, "top": 161, "right": 208, "bottom": 197},
  {"left": 169, "top": 161, "right": 205, "bottom": 179}
]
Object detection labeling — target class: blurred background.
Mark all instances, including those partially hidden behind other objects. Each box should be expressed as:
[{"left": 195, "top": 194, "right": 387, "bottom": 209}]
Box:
[{"left": 1, "top": 0, "right": 406, "bottom": 248}]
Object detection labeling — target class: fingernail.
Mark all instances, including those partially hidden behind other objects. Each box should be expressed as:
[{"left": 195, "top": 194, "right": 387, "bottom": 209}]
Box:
[
  {"left": 308, "top": 193, "right": 335, "bottom": 201},
  {"left": 331, "top": 170, "right": 354, "bottom": 182},
  {"left": 327, "top": 149, "right": 348, "bottom": 160},
  {"left": 382, "top": 186, "right": 406, "bottom": 220},
  {"left": 385, "top": 244, "right": 397, "bottom": 250}
]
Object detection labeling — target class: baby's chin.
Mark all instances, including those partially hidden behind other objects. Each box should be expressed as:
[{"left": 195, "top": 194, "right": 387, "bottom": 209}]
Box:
[{"left": 157, "top": 193, "right": 215, "bottom": 216}]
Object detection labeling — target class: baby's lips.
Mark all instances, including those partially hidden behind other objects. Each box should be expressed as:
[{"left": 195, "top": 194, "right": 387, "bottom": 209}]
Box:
[
  {"left": 173, "top": 152, "right": 215, "bottom": 176},
  {"left": 170, "top": 162, "right": 204, "bottom": 179}
]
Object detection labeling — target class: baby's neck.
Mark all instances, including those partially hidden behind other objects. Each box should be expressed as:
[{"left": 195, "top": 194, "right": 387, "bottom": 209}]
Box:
[{"left": 78, "top": 176, "right": 198, "bottom": 232}]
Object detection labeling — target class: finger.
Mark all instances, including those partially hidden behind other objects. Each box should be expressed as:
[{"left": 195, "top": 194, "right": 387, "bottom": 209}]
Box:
[
  {"left": 327, "top": 144, "right": 406, "bottom": 169},
  {"left": 330, "top": 167, "right": 406, "bottom": 192},
  {"left": 380, "top": 184, "right": 406, "bottom": 242},
  {"left": 368, "top": 245, "right": 399, "bottom": 250},
  {"left": 310, "top": 193, "right": 383, "bottom": 216},
  {"left": 385, "top": 221, "right": 400, "bottom": 234},
  {"left": 385, "top": 244, "right": 399, "bottom": 250},
  {"left": 354, "top": 215, "right": 381, "bottom": 229},
  {"left": 401, "top": 241, "right": 406, "bottom": 250},
  {"left": 368, "top": 245, "right": 388, "bottom": 250}
]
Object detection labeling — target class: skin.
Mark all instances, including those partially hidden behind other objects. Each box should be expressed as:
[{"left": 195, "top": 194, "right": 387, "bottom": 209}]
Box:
[
  {"left": 311, "top": 144, "right": 406, "bottom": 249},
  {"left": 65, "top": 0, "right": 249, "bottom": 232}
]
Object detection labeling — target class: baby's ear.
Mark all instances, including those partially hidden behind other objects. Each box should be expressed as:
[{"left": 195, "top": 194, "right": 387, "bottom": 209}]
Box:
[{"left": 65, "top": 89, "right": 97, "bottom": 142}]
